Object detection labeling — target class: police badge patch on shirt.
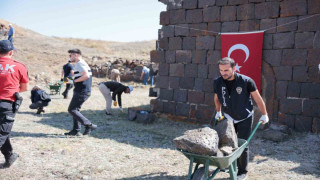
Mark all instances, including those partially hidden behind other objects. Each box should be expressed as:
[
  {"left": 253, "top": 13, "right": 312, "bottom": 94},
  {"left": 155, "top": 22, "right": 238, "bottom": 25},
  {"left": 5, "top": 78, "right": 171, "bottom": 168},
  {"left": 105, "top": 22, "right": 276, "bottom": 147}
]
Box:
[{"left": 236, "top": 87, "right": 242, "bottom": 94}]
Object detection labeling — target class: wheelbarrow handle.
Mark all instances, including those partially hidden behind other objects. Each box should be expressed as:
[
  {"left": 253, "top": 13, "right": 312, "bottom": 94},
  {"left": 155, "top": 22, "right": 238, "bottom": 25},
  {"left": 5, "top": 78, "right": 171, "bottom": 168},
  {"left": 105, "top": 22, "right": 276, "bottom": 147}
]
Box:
[{"left": 246, "top": 121, "right": 263, "bottom": 144}]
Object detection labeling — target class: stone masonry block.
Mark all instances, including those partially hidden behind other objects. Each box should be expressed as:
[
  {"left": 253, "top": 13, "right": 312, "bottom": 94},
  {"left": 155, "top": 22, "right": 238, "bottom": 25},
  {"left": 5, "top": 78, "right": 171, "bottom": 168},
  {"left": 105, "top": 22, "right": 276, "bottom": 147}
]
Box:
[
  {"left": 192, "top": 50, "right": 207, "bottom": 64},
  {"left": 170, "top": 9, "right": 186, "bottom": 24},
  {"left": 186, "top": 9, "right": 203, "bottom": 23},
  {"left": 277, "top": 17, "right": 298, "bottom": 33},
  {"left": 170, "top": 64, "right": 185, "bottom": 77},
  {"left": 198, "top": 0, "right": 216, "bottom": 8},
  {"left": 260, "top": 19, "right": 276, "bottom": 33},
  {"left": 156, "top": 76, "right": 169, "bottom": 88},
  {"left": 263, "top": 34, "right": 273, "bottom": 49},
  {"left": 160, "top": 88, "right": 174, "bottom": 101},
  {"left": 166, "top": 0, "right": 183, "bottom": 10},
  {"left": 204, "top": 93, "right": 215, "bottom": 106},
  {"left": 159, "top": 63, "right": 169, "bottom": 76},
  {"left": 295, "top": 32, "right": 314, "bottom": 49},
  {"left": 239, "top": 20, "right": 260, "bottom": 31},
  {"left": 255, "top": 2, "right": 279, "bottom": 19},
  {"left": 281, "top": 49, "right": 307, "bottom": 66},
  {"left": 183, "top": 0, "right": 198, "bottom": 9},
  {"left": 203, "top": 79, "right": 214, "bottom": 92},
  {"left": 194, "top": 78, "right": 204, "bottom": 91},
  {"left": 303, "top": 99, "right": 320, "bottom": 117},
  {"left": 188, "top": 90, "right": 204, "bottom": 104},
  {"left": 198, "top": 64, "right": 208, "bottom": 78},
  {"left": 158, "top": 37, "right": 169, "bottom": 50},
  {"left": 150, "top": 50, "right": 165, "bottom": 63},
  {"left": 293, "top": 66, "right": 308, "bottom": 82},
  {"left": 273, "top": 32, "right": 294, "bottom": 49},
  {"left": 312, "top": 118, "right": 320, "bottom": 133},
  {"left": 287, "top": 82, "right": 301, "bottom": 98},
  {"left": 307, "top": 49, "right": 320, "bottom": 66},
  {"left": 185, "top": 64, "right": 198, "bottom": 77},
  {"left": 308, "top": 66, "right": 320, "bottom": 83},
  {"left": 180, "top": 77, "right": 195, "bottom": 89},
  {"left": 262, "top": 50, "right": 281, "bottom": 66},
  {"left": 249, "top": 0, "right": 264, "bottom": 2},
  {"left": 308, "top": 0, "right": 320, "bottom": 15},
  {"left": 273, "top": 66, "right": 292, "bottom": 81},
  {"left": 278, "top": 112, "right": 295, "bottom": 129},
  {"left": 280, "top": 98, "right": 302, "bottom": 114},
  {"left": 162, "top": 25, "right": 175, "bottom": 37},
  {"left": 221, "top": 21, "right": 240, "bottom": 32},
  {"left": 221, "top": 6, "right": 237, "bottom": 22},
  {"left": 300, "top": 83, "right": 320, "bottom": 99},
  {"left": 280, "top": 0, "right": 307, "bottom": 17},
  {"left": 160, "top": 11, "right": 170, "bottom": 25},
  {"left": 176, "top": 103, "right": 190, "bottom": 116},
  {"left": 208, "top": 22, "right": 221, "bottom": 33},
  {"left": 237, "top": 3, "right": 255, "bottom": 20},
  {"left": 228, "top": 0, "right": 249, "bottom": 5},
  {"left": 189, "top": 23, "right": 208, "bottom": 36},
  {"left": 203, "top": 6, "right": 220, "bottom": 22},
  {"left": 276, "top": 81, "right": 288, "bottom": 98},
  {"left": 175, "top": 24, "right": 189, "bottom": 37},
  {"left": 208, "top": 64, "right": 220, "bottom": 79},
  {"left": 295, "top": 116, "right": 313, "bottom": 132},
  {"left": 163, "top": 101, "right": 176, "bottom": 114},
  {"left": 196, "top": 36, "right": 215, "bottom": 50},
  {"left": 174, "top": 89, "right": 188, "bottom": 102},
  {"left": 207, "top": 50, "right": 221, "bottom": 64},
  {"left": 298, "top": 15, "right": 320, "bottom": 32},
  {"left": 176, "top": 50, "right": 192, "bottom": 64},
  {"left": 183, "top": 37, "right": 196, "bottom": 50},
  {"left": 169, "top": 77, "right": 180, "bottom": 89},
  {"left": 166, "top": 50, "right": 176, "bottom": 64},
  {"left": 216, "top": 0, "right": 227, "bottom": 6},
  {"left": 150, "top": 99, "right": 163, "bottom": 113},
  {"left": 169, "top": 37, "right": 182, "bottom": 50},
  {"left": 314, "top": 31, "right": 320, "bottom": 48},
  {"left": 195, "top": 105, "right": 215, "bottom": 123},
  {"left": 215, "top": 35, "right": 221, "bottom": 50}
]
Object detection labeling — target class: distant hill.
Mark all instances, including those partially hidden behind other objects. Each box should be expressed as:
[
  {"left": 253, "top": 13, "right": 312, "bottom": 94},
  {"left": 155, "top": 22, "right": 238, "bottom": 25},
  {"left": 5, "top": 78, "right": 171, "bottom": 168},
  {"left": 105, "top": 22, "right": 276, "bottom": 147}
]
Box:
[{"left": 0, "top": 18, "right": 155, "bottom": 85}]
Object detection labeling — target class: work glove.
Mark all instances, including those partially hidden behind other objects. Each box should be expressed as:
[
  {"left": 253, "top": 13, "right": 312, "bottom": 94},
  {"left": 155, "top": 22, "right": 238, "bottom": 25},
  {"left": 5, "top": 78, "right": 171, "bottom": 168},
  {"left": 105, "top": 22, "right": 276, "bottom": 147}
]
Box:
[
  {"left": 259, "top": 114, "right": 269, "bottom": 124},
  {"left": 119, "top": 107, "right": 123, "bottom": 112},
  {"left": 215, "top": 111, "right": 223, "bottom": 121},
  {"left": 113, "top": 101, "right": 118, "bottom": 106}
]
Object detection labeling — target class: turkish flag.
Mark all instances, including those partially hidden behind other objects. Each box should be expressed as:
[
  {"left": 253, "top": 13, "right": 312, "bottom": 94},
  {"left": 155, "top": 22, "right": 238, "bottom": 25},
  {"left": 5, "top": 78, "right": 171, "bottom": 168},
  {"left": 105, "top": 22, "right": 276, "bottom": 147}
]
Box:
[{"left": 221, "top": 31, "right": 264, "bottom": 91}]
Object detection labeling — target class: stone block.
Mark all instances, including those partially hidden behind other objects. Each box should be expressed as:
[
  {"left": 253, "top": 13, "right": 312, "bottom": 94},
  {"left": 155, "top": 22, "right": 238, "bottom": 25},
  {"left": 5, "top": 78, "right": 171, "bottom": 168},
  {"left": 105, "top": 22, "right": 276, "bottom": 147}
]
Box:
[
  {"left": 158, "top": 37, "right": 169, "bottom": 50},
  {"left": 239, "top": 20, "right": 260, "bottom": 31},
  {"left": 261, "top": 61, "right": 276, "bottom": 121},
  {"left": 221, "top": 6, "right": 237, "bottom": 22},
  {"left": 279, "top": 98, "right": 302, "bottom": 114},
  {"left": 281, "top": 49, "right": 307, "bottom": 66},
  {"left": 150, "top": 50, "right": 165, "bottom": 63},
  {"left": 307, "top": 66, "right": 320, "bottom": 83},
  {"left": 208, "top": 22, "right": 221, "bottom": 34},
  {"left": 207, "top": 50, "right": 221, "bottom": 64},
  {"left": 260, "top": 19, "right": 276, "bottom": 33},
  {"left": 183, "top": 0, "right": 198, "bottom": 9},
  {"left": 160, "top": 88, "right": 174, "bottom": 101},
  {"left": 221, "top": 21, "right": 240, "bottom": 32},
  {"left": 262, "top": 50, "right": 281, "bottom": 66},
  {"left": 203, "top": 6, "right": 220, "bottom": 22},
  {"left": 278, "top": 112, "right": 295, "bottom": 129},
  {"left": 156, "top": 76, "right": 169, "bottom": 88},
  {"left": 214, "top": 119, "right": 238, "bottom": 148},
  {"left": 180, "top": 77, "right": 195, "bottom": 89},
  {"left": 295, "top": 116, "right": 313, "bottom": 132},
  {"left": 186, "top": 9, "right": 203, "bottom": 23},
  {"left": 287, "top": 82, "right": 300, "bottom": 98},
  {"left": 194, "top": 78, "right": 204, "bottom": 91},
  {"left": 175, "top": 24, "right": 189, "bottom": 37},
  {"left": 189, "top": 23, "right": 208, "bottom": 36},
  {"left": 166, "top": 0, "right": 183, "bottom": 10},
  {"left": 169, "top": 77, "right": 180, "bottom": 89},
  {"left": 249, "top": 0, "right": 265, "bottom": 3},
  {"left": 295, "top": 32, "right": 314, "bottom": 49},
  {"left": 204, "top": 93, "right": 215, "bottom": 106},
  {"left": 237, "top": 3, "right": 255, "bottom": 20},
  {"left": 198, "top": 0, "right": 216, "bottom": 8},
  {"left": 228, "top": 0, "right": 249, "bottom": 5},
  {"left": 273, "top": 66, "right": 292, "bottom": 81},
  {"left": 163, "top": 101, "right": 176, "bottom": 114},
  {"left": 300, "top": 83, "right": 320, "bottom": 99},
  {"left": 280, "top": 0, "right": 307, "bottom": 17},
  {"left": 308, "top": 0, "right": 320, "bottom": 15},
  {"left": 174, "top": 89, "right": 188, "bottom": 102},
  {"left": 263, "top": 34, "right": 273, "bottom": 49},
  {"left": 273, "top": 32, "right": 294, "bottom": 49},
  {"left": 307, "top": 49, "right": 320, "bottom": 66},
  {"left": 192, "top": 50, "right": 207, "bottom": 64},
  {"left": 150, "top": 99, "right": 163, "bottom": 113},
  {"left": 276, "top": 81, "right": 287, "bottom": 98},
  {"left": 196, "top": 36, "right": 215, "bottom": 50},
  {"left": 298, "top": 15, "right": 320, "bottom": 32},
  {"left": 176, "top": 103, "right": 190, "bottom": 116},
  {"left": 215, "top": 35, "right": 221, "bottom": 50},
  {"left": 303, "top": 99, "right": 320, "bottom": 117},
  {"left": 255, "top": 2, "right": 279, "bottom": 19},
  {"left": 162, "top": 25, "right": 175, "bottom": 37},
  {"left": 170, "top": 9, "right": 186, "bottom": 24},
  {"left": 195, "top": 105, "right": 215, "bottom": 123},
  {"left": 203, "top": 79, "right": 214, "bottom": 92},
  {"left": 170, "top": 64, "right": 185, "bottom": 77},
  {"left": 159, "top": 63, "right": 169, "bottom": 76},
  {"left": 182, "top": 37, "right": 196, "bottom": 50},
  {"left": 276, "top": 17, "right": 298, "bottom": 33},
  {"left": 293, "top": 66, "right": 308, "bottom": 82},
  {"left": 176, "top": 50, "right": 192, "bottom": 64},
  {"left": 314, "top": 31, "right": 320, "bottom": 48},
  {"left": 216, "top": 0, "right": 227, "bottom": 6},
  {"left": 208, "top": 64, "right": 220, "bottom": 78},
  {"left": 165, "top": 50, "right": 176, "bottom": 64},
  {"left": 198, "top": 64, "right": 208, "bottom": 78},
  {"left": 185, "top": 64, "right": 198, "bottom": 77},
  {"left": 312, "top": 118, "right": 320, "bottom": 133},
  {"left": 188, "top": 90, "right": 204, "bottom": 104},
  {"left": 169, "top": 37, "right": 182, "bottom": 50},
  {"left": 160, "top": 11, "right": 170, "bottom": 25}
]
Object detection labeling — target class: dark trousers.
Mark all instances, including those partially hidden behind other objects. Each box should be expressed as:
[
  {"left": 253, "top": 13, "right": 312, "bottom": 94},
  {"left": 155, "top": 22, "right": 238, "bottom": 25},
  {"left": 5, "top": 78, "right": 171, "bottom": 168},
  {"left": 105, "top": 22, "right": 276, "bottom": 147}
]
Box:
[
  {"left": 0, "top": 101, "right": 16, "bottom": 160},
  {"left": 62, "top": 83, "right": 73, "bottom": 98},
  {"left": 29, "top": 101, "right": 48, "bottom": 109},
  {"left": 234, "top": 116, "right": 253, "bottom": 175},
  {"left": 68, "top": 92, "right": 91, "bottom": 132}
]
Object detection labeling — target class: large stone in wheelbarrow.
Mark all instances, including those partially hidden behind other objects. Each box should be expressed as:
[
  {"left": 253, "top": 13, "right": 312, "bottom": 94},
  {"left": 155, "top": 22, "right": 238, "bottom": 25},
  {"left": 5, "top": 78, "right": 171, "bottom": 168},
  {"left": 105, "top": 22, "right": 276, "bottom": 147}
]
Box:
[
  {"left": 214, "top": 118, "right": 238, "bottom": 148},
  {"left": 173, "top": 127, "right": 219, "bottom": 156}
]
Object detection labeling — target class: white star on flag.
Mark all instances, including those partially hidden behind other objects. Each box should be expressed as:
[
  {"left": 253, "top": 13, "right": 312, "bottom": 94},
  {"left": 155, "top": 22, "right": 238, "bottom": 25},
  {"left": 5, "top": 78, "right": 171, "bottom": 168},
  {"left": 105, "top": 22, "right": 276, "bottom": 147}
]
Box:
[{"left": 235, "top": 63, "right": 242, "bottom": 72}]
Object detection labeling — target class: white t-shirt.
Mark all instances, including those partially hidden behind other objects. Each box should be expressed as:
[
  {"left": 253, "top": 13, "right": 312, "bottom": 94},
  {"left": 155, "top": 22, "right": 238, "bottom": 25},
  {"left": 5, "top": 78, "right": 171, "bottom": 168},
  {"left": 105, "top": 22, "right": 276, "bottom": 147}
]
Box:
[{"left": 142, "top": 66, "right": 150, "bottom": 74}]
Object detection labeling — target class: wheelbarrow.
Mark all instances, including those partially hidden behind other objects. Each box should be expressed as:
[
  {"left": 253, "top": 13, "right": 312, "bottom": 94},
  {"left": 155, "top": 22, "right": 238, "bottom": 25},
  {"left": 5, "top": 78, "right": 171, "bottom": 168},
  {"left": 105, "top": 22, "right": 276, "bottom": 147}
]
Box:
[
  {"left": 178, "top": 120, "right": 262, "bottom": 180},
  {"left": 48, "top": 81, "right": 64, "bottom": 95}
]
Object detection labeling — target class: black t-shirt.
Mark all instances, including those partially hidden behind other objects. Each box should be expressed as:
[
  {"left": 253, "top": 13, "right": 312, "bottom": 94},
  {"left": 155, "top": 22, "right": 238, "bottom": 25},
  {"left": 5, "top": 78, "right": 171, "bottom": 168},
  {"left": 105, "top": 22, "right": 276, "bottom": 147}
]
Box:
[
  {"left": 63, "top": 63, "right": 74, "bottom": 79},
  {"left": 214, "top": 77, "right": 257, "bottom": 94}
]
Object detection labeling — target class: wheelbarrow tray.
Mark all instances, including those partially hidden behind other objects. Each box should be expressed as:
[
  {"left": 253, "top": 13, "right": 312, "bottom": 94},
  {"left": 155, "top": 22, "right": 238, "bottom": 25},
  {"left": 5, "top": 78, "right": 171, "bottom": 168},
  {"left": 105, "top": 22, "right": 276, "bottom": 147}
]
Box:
[{"left": 48, "top": 82, "right": 63, "bottom": 95}]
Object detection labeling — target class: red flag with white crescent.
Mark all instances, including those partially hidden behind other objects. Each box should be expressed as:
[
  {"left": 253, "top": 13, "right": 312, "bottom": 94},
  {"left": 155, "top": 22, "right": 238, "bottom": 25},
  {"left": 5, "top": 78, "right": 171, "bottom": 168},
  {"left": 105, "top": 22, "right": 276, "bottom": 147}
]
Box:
[{"left": 221, "top": 31, "right": 264, "bottom": 91}]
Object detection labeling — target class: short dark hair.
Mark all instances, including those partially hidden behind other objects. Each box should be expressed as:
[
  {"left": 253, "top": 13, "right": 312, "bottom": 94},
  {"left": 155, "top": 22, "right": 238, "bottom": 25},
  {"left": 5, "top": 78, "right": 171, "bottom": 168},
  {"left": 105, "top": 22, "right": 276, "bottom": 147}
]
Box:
[
  {"left": 68, "top": 49, "right": 81, "bottom": 55},
  {"left": 218, "top": 57, "right": 235, "bottom": 68}
]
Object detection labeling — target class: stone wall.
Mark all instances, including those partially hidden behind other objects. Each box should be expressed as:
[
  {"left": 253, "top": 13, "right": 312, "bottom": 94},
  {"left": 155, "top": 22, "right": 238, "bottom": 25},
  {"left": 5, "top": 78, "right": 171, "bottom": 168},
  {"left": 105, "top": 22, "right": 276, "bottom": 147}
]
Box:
[{"left": 150, "top": 0, "right": 320, "bottom": 133}]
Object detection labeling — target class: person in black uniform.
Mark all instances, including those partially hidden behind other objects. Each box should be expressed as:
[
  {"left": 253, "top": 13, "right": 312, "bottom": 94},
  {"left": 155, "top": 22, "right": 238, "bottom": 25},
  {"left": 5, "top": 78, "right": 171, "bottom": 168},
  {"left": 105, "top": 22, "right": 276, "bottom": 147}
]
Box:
[
  {"left": 98, "top": 81, "right": 133, "bottom": 115},
  {"left": 61, "top": 59, "right": 74, "bottom": 99},
  {"left": 29, "top": 86, "right": 51, "bottom": 114},
  {"left": 213, "top": 57, "right": 269, "bottom": 180}
]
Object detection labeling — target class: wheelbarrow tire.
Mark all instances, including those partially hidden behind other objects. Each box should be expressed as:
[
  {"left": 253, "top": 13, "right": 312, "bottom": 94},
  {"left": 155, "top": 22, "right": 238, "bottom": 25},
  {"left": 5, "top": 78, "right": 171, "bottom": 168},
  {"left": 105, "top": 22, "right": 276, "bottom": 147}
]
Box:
[{"left": 191, "top": 167, "right": 206, "bottom": 180}]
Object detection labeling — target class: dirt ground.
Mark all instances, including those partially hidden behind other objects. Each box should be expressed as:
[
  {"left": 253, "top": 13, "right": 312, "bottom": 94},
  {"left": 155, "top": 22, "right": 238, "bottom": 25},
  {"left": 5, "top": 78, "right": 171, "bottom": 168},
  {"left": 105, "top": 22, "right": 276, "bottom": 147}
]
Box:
[{"left": 0, "top": 82, "right": 319, "bottom": 180}]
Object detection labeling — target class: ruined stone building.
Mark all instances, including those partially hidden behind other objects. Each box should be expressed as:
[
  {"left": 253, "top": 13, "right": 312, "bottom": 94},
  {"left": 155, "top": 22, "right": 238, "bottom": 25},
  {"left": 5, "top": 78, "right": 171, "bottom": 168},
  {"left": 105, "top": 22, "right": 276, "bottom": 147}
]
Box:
[{"left": 150, "top": 0, "right": 320, "bottom": 133}]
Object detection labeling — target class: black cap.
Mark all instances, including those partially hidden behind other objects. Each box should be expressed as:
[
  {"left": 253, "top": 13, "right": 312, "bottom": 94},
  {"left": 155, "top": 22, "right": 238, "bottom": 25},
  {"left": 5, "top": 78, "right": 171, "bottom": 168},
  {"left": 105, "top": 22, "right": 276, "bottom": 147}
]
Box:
[
  {"left": 68, "top": 49, "right": 81, "bottom": 55},
  {"left": 0, "top": 40, "right": 16, "bottom": 53}
]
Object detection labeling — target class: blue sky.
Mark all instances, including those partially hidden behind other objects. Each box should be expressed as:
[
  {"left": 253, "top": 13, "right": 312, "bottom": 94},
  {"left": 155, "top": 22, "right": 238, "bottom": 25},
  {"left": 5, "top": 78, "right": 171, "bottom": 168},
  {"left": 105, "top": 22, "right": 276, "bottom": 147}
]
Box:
[{"left": 0, "top": 0, "right": 166, "bottom": 42}]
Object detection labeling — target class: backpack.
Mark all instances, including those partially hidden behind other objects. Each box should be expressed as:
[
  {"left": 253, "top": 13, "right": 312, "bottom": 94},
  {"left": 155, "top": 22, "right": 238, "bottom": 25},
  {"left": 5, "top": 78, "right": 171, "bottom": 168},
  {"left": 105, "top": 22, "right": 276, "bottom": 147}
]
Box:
[{"left": 40, "top": 91, "right": 51, "bottom": 102}]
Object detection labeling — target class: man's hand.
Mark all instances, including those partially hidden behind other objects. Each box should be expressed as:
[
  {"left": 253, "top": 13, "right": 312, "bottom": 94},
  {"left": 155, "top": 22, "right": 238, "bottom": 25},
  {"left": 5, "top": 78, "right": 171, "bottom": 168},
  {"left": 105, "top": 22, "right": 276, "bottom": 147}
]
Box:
[
  {"left": 113, "top": 101, "right": 117, "bottom": 106},
  {"left": 259, "top": 114, "right": 269, "bottom": 124},
  {"left": 119, "top": 107, "right": 123, "bottom": 112},
  {"left": 215, "top": 111, "right": 222, "bottom": 120}
]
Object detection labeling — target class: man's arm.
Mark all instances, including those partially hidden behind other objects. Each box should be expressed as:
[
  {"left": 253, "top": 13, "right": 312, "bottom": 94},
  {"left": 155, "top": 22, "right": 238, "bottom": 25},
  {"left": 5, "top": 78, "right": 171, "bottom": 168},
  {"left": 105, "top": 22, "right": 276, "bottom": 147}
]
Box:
[
  {"left": 61, "top": 69, "right": 64, "bottom": 80},
  {"left": 214, "top": 93, "right": 221, "bottom": 112},
  {"left": 74, "top": 71, "right": 89, "bottom": 83},
  {"left": 19, "top": 83, "right": 28, "bottom": 92},
  {"left": 250, "top": 90, "right": 267, "bottom": 115}
]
